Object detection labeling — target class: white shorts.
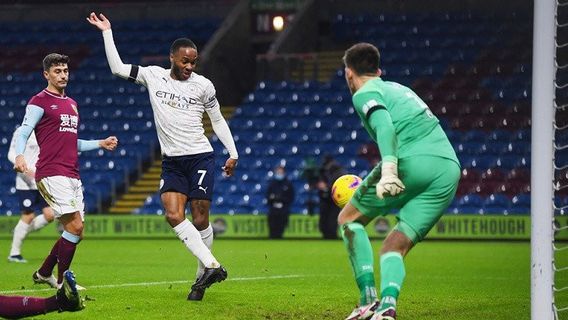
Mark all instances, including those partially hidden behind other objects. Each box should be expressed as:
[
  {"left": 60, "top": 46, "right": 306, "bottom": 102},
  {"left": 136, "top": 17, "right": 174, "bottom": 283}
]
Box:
[{"left": 37, "top": 176, "right": 85, "bottom": 219}]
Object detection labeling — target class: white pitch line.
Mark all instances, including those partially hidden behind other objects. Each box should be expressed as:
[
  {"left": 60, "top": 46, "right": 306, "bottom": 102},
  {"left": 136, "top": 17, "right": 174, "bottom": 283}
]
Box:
[{"left": 0, "top": 274, "right": 303, "bottom": 295}]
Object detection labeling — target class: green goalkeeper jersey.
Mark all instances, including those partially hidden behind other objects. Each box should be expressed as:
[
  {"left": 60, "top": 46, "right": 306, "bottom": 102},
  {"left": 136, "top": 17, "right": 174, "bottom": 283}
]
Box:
[{"left": 352, "top": 77, "right": 459, "bottom": 165}]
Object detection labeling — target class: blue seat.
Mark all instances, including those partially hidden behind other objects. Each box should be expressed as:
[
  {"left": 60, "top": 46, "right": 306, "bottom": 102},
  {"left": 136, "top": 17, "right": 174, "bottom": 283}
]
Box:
[
  {"left": 457, "top": 194, "right": 484, "bottom": 207},
  {"left": 482, "top": 194, "right": 510, "bottom": 212},
  {"left": 462, "top": 130, "right": 486, "bottom": 143},
  {"left": 460, "top": 155, "right": 495, "bottom": 169}
]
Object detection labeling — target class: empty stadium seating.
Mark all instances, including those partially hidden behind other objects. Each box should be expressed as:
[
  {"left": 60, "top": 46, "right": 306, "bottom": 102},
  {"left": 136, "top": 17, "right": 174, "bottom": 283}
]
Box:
[
  {"left": 0, "top": 17, "right": 220, "bottom": 214},
  {"left": 0, "top": 11, "right": 541, "bottom": 216}
]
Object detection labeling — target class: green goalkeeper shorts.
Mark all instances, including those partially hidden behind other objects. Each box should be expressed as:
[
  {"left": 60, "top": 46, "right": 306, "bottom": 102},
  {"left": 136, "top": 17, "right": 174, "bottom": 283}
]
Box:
[{"left": 350, "top": 155, "right": 460, "bottom": 243}]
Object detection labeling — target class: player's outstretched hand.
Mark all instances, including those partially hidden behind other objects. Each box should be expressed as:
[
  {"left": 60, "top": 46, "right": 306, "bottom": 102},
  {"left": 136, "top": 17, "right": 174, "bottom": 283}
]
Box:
[
  {"left": 100, "top": 136, "right": 118, "bottom": 151},
  {"left": 14, "top": 155, "right": 28, "bottom": 173},
  {"left": 86, "top": 12, "right": 111, "bottom": 31},
  {"left": 222, "top": 158, "right": 238, "bottom": 177}
]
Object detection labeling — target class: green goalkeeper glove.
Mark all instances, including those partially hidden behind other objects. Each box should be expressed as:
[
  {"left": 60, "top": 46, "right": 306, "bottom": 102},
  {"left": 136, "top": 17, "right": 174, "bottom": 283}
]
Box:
[{"left": 376, "top": 161, "right": 405, "bottom": 199}]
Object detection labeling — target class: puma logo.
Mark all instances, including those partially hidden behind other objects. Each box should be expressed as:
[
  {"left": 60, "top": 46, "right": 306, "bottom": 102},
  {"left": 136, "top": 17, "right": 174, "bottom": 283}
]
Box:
[{"left": 199, "top": 186, "right": 208, "bottom": 194}]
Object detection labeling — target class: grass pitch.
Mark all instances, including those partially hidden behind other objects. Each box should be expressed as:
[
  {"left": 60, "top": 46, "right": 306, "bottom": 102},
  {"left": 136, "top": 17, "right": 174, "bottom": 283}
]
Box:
[{"left": 0, "top": 238, "right": 556, "bottom": 319}]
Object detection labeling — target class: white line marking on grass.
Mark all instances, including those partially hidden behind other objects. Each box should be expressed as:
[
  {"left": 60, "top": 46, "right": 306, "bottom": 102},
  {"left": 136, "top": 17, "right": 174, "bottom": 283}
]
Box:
[
  {"left": 0, "top": 274, "right": 303, "bottom": 295},
  {"left": 230, "top": 275, "right": 302, "bottom": 281}
]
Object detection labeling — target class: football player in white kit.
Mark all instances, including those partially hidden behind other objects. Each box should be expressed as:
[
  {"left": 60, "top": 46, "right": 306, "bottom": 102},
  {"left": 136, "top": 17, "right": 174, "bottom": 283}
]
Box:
[
  {"left": 88, "top": 12, "right": 239, "bottom": 301},
  {"left": 7, "top": 127, "right": 55, "bottom": 263}
]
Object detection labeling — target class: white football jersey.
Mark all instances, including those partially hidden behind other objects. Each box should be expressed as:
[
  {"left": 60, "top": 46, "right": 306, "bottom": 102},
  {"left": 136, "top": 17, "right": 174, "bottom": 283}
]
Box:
[
  {"left": 7, "top": 127, "right": 39, "bottom": 190},
  {"left": 135, "top": 66, "right": 219, "bottom": 157}
]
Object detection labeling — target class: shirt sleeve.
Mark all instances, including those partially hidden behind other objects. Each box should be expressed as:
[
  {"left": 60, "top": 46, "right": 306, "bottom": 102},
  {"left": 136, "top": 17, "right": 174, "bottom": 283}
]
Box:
[
  {"left": 7, "top": 128, "right": 19, "bottom": 164},
  {"left": 353, "top": 92, "right": 398, "bottom": 163},
  {"left": 77, "top": 139, "right": 100, "bottom": 152},
  {"left": 203, "top": 81, "right": 238, "bottom": 159},
  {"left": 102, "top": 29, "right": 148, "bottom": 87},
  {"left": 15, "top": 105, "right": 44, "bottom": 156},
  {"left": 203, "top": 80, "right": 220, "bottom": 110}
]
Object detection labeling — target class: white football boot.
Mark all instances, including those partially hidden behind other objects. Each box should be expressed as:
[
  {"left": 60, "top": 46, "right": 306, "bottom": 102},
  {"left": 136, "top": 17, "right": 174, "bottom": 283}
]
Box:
[
  {"left": 370, "top": 306, "right": 396, "bottom": 320},
  {"left": 32, "top": 270, "right": 58, "bottom": 288},
  {"left": 345, "top": 300, "right": 380, "bottom": 320}
]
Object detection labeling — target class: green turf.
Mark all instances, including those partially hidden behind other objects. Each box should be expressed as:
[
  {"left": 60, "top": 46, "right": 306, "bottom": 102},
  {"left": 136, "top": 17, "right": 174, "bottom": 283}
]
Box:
[{"left": 0, "top": 238, "right": 554, "bottom": 319}]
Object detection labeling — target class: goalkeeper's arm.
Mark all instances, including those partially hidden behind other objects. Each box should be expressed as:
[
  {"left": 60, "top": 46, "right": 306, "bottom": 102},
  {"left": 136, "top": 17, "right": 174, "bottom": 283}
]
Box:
[{"left": 367, "top": 107, "right": 405, "bottom": 199}]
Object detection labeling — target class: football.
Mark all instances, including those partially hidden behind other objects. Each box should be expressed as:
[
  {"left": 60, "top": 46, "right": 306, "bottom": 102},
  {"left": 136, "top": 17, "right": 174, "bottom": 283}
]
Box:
[{"left": 331, "top": 174, "right": 363, "bottom": 208}]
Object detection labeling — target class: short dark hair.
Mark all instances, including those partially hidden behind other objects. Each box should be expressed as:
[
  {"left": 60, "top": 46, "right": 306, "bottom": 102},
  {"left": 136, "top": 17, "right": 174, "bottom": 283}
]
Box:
[
  {"left": 170, "top": 38, "right": 197, "bottom": 54},
  {"left": 343, "top": 43, "right": 380, "bottom": 76},
  {"left": 43, "top": 53, "right": 69, "bottom": 71}
]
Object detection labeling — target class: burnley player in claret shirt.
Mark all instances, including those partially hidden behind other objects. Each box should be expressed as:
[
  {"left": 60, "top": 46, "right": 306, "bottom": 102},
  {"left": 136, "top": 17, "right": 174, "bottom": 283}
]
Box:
[{"left": 13, "top": 53, "right": 118, "bottom": 294}]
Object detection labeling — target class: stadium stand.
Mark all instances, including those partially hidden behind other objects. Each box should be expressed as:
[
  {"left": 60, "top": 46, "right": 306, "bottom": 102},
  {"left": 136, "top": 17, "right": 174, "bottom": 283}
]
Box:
[
  {"left": 0, "top": 17, "right": 221, "bottom": 214},
  {"left": 204, "top": 11, "right": 533, "bottom": 215},
  {"left": 0, "top": 9, "right": 538, "bottom": 216}
]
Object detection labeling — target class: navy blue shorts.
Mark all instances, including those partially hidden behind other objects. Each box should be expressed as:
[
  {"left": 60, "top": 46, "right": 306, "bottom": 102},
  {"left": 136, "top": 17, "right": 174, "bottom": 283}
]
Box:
[
  {"left": 17, "top": 190, "right": 48, "bottom": 213},
  {"left": 160, "top": 152, "right": 216, "bottom": 201}
]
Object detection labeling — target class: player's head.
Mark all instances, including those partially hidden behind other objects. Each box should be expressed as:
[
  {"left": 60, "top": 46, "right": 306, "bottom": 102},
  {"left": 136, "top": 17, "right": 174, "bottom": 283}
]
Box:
[
  {"left": 274, "top": 165, "right": 286, "bottom": 180},
  {"left": 170, "top": 38, "right": 198, "bottom": 81},
  {"left": 42, "top": 53, "right": 70, "bottom": 92},
  {"left": 343, "top": 43, "right": 382, "bottom": 94}
]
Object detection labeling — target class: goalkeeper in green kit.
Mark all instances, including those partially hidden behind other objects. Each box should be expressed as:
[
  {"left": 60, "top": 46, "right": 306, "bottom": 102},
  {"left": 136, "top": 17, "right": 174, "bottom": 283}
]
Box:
[{"left": 339, "top": 43, "right": 461, "bottom": 320}]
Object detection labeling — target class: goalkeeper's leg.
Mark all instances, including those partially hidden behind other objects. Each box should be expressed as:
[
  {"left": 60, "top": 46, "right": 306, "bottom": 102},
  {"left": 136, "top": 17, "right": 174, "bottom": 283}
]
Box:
[
  {"left": 338, "top": 204, "right": 378, "bottom": 310},
  {"left": 375, "top": 230, "right": 412, "bottom": 317}
]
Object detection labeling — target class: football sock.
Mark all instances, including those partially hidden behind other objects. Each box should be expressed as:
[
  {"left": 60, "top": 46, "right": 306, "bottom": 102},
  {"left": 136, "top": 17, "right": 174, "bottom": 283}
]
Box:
[
  {"left": 196, "top": 223, "right": 214, "bottom": 278},
  {"left": 174, "top": 219, "right": 219, "bottom": 269},
  {"left": 57, "top": 232, "right": 80, "bottom": 285},
  {"left": 341, "top": 222, "right": 378, "bottom": 305},
  {"left": 39, "top": 238, "right": 62, "bottom": 278},
  {"left": 9, "top": 219, "right": 30, "bottom": 256},
  {"left": 30, "top": 214, "right": 50, "bottom": 231},
  {"left": 0, "top": 295, "right": 58, "bottom": 318},
  {"left": 379, "top": 251, "right": 405, "bottom": 310}
]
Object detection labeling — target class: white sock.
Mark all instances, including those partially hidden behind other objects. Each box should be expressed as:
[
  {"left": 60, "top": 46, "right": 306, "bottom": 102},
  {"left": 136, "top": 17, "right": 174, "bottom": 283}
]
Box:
[
  {"left": 30, "top": 214, "right": 49, "bottom": 231},
  {"left": 196, "top": 224, "right": 214, "bottom": 278},
  {"left": 10, "top": 220, "right": 31, "bottom": 256},
  {"left": 173, "top": 219, "right": 219, "bottom": 269}
]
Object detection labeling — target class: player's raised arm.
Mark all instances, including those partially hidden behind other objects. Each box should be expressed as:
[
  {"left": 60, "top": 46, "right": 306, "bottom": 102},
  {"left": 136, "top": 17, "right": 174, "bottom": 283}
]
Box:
[{"left": 87, "top": 12, "right": 135, "bottom": 82}]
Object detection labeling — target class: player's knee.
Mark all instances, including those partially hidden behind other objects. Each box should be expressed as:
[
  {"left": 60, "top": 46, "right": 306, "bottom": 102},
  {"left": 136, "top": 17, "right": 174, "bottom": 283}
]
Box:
[
  {"left": 337, "top": 210, "right": 355, "bottom": 225},
  {"left": 164, "top": 210, "right": 184, "bottom": 227},
  {"left": 20, "top": 213, "right": 35, "bottom": 223},
  {"left": 43, "top": 208, "right": 55, "bottom": 222},
  {"left": 337, "top": 213, "right": 348, "bottom": 226},
  {"left": 380, "top": 231, "right": 413, "bottom": 256},
  {"left": 192, "top": 216, "right": 209, "bottom": 231},
  {"left": 190, "top": 199, "right": 210, "bottom": 230},
  {"left": 74, "top": 223, "right": 84, "bottom": 236},
  {"left": 337, "top": 203, "right": 367, "bottom": 226}
]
